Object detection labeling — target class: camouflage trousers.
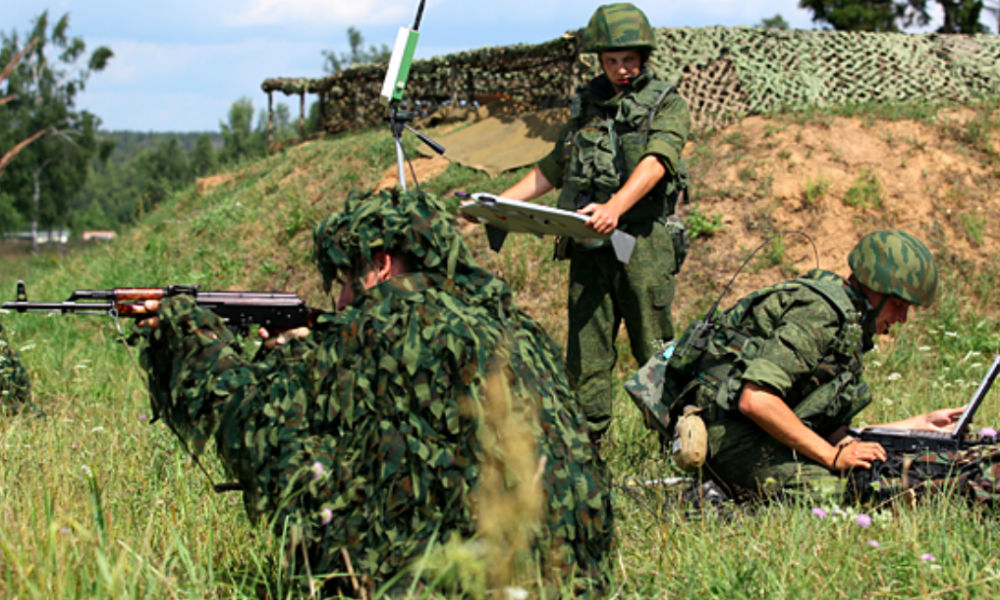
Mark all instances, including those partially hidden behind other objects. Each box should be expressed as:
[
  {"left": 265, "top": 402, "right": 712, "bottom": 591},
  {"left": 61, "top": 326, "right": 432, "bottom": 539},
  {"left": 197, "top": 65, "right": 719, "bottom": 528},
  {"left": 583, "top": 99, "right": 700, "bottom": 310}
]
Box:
[
  {"left": 566, "top": 222, "right": 677, "bottom": 439},
  {"left": 704, "top": 417, "right": 1000, "bottom": 505}
]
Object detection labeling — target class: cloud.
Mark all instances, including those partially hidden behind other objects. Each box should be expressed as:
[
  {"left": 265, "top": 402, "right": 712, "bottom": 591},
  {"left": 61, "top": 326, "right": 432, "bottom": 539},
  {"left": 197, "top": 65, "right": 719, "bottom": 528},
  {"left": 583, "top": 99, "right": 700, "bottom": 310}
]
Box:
[
  {"left": 81, "top": 37, "right": 326, "bottom": 130},
  {"left": 227, "top": 0, "right": 422, "bottom": 27},
  {"left": 90, "top": 38, "right": 323, "bottom": 91}
]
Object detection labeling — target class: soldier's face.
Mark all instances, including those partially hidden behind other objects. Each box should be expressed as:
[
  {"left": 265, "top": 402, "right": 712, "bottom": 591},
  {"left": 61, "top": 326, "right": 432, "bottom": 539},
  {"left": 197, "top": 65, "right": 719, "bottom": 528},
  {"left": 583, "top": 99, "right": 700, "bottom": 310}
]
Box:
[
  {"left": 600, "top": 50, "right": 643, "bottom": 89},
  {"left": 874, "top": 295, "right": 911, "bottom": 335}
]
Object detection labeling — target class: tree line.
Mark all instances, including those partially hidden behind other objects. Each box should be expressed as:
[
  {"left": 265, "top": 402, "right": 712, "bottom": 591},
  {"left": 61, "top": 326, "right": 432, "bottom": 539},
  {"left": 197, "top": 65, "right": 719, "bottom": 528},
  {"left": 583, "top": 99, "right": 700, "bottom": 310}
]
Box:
[{"left": 0, "top": 12, "right": 312, "bottom": 240}]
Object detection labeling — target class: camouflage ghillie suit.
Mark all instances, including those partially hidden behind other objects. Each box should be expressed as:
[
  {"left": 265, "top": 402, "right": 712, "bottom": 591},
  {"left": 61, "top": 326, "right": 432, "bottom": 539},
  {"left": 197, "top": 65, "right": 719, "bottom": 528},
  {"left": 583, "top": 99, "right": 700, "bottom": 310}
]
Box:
[
  {"left": 0, "top": 320, "right": 32, "bottom": 414},
  {"left": 537, "top": 3, "right": 691, "bottom": 438},
  {"left": 139, "top": 190, "right": 613, "bottom": 593}
]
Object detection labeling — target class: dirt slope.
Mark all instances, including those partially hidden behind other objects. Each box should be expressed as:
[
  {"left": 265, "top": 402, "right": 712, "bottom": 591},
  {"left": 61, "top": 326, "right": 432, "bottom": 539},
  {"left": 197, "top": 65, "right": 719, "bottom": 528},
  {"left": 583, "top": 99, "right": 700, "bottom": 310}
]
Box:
[{"left": 674, "top": 107, "right": 1000, "bottom": 322}]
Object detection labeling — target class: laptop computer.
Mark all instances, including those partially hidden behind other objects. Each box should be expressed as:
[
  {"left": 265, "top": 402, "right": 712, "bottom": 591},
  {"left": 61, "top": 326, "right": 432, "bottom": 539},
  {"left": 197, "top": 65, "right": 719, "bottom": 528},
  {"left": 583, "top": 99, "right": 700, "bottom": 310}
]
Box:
[{"left": 850, "top": 354, "right": 1000, "bottom": 449}]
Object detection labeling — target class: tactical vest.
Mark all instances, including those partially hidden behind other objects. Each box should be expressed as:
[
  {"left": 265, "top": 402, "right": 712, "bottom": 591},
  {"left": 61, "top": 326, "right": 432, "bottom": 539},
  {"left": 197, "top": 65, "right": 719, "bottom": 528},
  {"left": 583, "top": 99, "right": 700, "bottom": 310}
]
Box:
[
  {"left": 639, "top": 271, "right": 871, "bottom": 440},
  {"left": 556, "top": 72, "right": 688, "bottom": 225}
]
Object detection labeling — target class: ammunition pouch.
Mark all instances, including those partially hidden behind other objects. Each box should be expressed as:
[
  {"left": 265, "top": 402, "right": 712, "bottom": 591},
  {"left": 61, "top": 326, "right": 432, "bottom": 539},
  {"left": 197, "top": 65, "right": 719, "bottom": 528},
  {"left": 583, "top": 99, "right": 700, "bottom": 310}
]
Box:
[
  {"left": 553, "top": 236, "right": 572, "bottom": 261},
  {"left": 672, "top": 405, "right": 707, "bottom": 472},
  {"left": 663, "top": 214, "right": 689, "bottom": 273}
]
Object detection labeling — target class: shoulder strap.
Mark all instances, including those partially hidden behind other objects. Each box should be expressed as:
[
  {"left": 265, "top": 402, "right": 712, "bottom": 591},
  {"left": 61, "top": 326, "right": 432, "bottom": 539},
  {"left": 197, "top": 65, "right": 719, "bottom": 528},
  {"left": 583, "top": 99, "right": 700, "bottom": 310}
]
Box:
[
  {"left": 793, "top": 278, "right": 854, "bottom": 325},
  {"left": 640, "top": 81, "right": 676, "bottom": 135}
]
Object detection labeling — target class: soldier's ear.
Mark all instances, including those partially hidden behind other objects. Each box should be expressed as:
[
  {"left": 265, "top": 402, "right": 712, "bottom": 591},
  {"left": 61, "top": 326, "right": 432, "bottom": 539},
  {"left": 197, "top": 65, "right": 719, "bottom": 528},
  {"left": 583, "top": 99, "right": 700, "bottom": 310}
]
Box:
[{"left": 372, "top": 251, "right": 394, "bottom": 282}]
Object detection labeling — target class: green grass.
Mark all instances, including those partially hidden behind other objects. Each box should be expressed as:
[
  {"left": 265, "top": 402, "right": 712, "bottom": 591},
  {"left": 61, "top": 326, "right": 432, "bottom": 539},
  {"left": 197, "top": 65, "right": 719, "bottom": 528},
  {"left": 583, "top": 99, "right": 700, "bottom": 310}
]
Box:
[
  {"left": 803, "top": 175, "right": 829, "bottom": 207},
  {"left": 3, "top": 104, "right": 1000, "bottom": 597},
  {"left": 843, "top": 166, "right": 883, "bottom": 209}
]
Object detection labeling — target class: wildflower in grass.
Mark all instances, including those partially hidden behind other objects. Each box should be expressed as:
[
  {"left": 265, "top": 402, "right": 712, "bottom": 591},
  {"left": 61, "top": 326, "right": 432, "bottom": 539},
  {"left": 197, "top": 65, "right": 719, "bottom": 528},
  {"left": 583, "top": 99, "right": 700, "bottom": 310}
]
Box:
[
  {"left": 918, "top": 346, "right": 931, "bottom": 351},
  {"left": 867, "top": 540, "right": 881, "bottom": 548},
  {"left": 980, "top": 427, "right": 998, "bottom": 437},
  {"left": 811, "top": 507, "right": 827, "bottom": 518},
  {"left": 320, "top": 507, "right": 333, "bottom": 525},
  {"left": 81, "top": 465, "right": 93, "bottom": 477},
  {"left": 60, "top": 528, "right": 72, "bottom": 535},
  {"left": 921, "top": 553, "right": 935, "bottom": 562},
  {"left": 139, "top": 414, "right": 148, "bottom": 421},
  {"left": 856, "top": 514, "right": 872, "bottom": 528},
  {"left": 504, "top": 587, "right": 529, "bottom": 600},
  {"left": 311, "top": 461, "right": 325, "bottom": 479},
  {"left": 887, "top": 372, "right": 902, "bottom": 381},
  {"left": 90, "top": 426, "right": 104, "bottom": 433},
  {"left": 944, "top": 331, "right": 958, "bottom": 338}
]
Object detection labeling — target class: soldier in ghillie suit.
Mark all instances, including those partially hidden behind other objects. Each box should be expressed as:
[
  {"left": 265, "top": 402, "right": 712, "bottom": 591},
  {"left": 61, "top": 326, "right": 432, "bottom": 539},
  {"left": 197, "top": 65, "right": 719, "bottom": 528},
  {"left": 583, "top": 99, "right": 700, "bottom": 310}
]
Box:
[
  {"left": 0, "top": 319, "right": 32, "bottom": 414},
  {"left": 137, "top": 189, "right": 613, "bottom": 595},
  {"left": 628, "top": 230, "right": 1000, "bottom": 505},
  {"left": 498, "top": 2, "right": 691, "bottom": 442}
]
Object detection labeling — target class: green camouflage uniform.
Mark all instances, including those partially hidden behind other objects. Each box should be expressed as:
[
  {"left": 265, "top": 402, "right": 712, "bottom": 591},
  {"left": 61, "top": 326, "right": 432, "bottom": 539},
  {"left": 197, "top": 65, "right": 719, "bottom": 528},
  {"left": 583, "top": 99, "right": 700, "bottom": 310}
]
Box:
[
  {"left": 138, "top": 190, "right": 613, "bottom": 593},
  {"left": 655, "top": 269, "right": 871, "bottom": 499},
  {"left": 537, "top": 68, "right": 690, "bottom": 438},
  {"left": 0, "top": 320, "right": 32, "bottom": 414},
  {"left": 629, "top": 267, "right": 1000, "bottom": 506}
]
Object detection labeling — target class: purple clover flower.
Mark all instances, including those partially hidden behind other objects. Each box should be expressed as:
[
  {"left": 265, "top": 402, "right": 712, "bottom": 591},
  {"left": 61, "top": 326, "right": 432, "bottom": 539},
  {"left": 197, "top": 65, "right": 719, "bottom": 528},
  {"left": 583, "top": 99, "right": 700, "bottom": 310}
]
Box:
[
  {"left": 856, "top": 514, "right": 872, "bottom": 528},
  {"left": 921, "top": 553, "right": 936, "bottom": 562},
  {"left": 811, "top": 507, "right": 828, "bottom": 519},
  {"left": 320, "top": 507, "right": 333, "bottom": 525},
  {"left": 311, "top": 461, "right": 325, "bottom": 480},
  {"left": 867, "top": 540, "right": 881, "bottom": 548},
  {"left": 980, "top": 427, "right": 998, "bottom": 437}
]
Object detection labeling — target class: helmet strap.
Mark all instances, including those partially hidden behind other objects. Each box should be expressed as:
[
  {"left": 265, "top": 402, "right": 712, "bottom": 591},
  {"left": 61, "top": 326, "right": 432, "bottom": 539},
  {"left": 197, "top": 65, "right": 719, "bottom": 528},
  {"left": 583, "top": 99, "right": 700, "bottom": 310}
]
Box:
[{"left": 850, "top": 277, "right": 888, "bottom": 345}]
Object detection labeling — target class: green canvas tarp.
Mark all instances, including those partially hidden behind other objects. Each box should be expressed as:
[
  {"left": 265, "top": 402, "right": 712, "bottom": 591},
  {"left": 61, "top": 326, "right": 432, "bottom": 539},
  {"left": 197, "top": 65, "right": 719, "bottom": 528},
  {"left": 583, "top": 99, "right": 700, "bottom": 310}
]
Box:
[{"left": 417, "top": 107, "right": 568, "bottom": 177}]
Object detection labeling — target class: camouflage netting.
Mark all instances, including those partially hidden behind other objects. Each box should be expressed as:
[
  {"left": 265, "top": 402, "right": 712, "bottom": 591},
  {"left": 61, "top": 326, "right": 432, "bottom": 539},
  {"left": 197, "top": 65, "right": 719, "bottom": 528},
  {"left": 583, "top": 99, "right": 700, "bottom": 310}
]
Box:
[{"left": 261, "top": 27, "right": 1000, "bottom": 135}]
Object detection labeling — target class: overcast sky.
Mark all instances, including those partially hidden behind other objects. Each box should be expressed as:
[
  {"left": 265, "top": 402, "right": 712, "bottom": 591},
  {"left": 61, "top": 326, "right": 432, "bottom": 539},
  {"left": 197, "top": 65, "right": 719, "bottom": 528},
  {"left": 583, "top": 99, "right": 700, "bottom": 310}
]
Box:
[{"left": 1, "top": 1, "right": 982, "bottom": 133}]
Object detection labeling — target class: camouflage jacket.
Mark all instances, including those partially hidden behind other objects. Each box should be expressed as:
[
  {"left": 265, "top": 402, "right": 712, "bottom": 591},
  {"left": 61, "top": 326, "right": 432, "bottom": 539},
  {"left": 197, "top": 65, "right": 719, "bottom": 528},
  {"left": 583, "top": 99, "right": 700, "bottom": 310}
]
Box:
[
  {"left": 631, "top": 270, "right": 873, "bottom": 442},
  {"left": 138, "top": 267, "right": 613, "bottom": 591},
  {"left": 538, "top": 69, "right": 691, "bottom": 222},
  {"left": 0, "top": 321, "right": 32, "bottom": 413}
]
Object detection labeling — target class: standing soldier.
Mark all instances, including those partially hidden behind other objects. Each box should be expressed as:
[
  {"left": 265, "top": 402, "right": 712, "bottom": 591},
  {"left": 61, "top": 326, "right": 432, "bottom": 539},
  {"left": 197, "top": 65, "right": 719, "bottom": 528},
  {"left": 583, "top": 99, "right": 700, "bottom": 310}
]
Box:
[
  {"left": 497, "top": 3, "right": 691, "bottom": 442},
  {"left": 136, "top": 190, "right": 613, "bottom": 595}
]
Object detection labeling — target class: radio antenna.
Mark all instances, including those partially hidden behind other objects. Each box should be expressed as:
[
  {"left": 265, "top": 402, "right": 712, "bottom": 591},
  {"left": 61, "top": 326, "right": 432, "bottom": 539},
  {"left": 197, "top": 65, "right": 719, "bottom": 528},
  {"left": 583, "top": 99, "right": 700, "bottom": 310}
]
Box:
[{"left": 380, "top": 0, "right": 444, "bottom": 192}]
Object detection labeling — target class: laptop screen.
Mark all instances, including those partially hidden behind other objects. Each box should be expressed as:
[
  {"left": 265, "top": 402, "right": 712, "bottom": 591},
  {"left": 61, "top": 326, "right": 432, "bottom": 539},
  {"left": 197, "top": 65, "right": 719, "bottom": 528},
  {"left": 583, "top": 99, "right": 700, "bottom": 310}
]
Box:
[{"left": 951, "top": 354, "right": 1000, "bottom": 437}]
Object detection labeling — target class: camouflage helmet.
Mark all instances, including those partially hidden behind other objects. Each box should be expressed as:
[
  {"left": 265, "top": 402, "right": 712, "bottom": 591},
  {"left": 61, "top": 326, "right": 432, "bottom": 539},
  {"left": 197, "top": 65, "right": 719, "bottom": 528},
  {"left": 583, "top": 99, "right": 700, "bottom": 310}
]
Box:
[
  {"left": 581, "top": 3, "right": 656, "bottom": 54},
  {"left": 312, "top": 189, "right": 474, "bottom": 292},
  {"left": 848, "top": 230, "right": 937, "bottom": 306}
]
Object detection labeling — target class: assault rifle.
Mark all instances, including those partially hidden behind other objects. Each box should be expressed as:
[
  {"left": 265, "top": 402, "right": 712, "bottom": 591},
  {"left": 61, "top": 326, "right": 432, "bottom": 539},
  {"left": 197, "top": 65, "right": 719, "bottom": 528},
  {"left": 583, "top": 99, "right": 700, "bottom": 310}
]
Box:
[{"left": 1, "top": 280, "right": 325, "bottom": 336}]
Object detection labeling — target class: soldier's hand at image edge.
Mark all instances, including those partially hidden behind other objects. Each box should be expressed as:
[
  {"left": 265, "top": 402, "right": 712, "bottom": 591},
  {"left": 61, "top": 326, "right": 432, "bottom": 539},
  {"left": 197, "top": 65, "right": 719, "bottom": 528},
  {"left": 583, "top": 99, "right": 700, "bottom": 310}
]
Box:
[{"left": 136, "top": 299, "right": 160, "bottom": 330}]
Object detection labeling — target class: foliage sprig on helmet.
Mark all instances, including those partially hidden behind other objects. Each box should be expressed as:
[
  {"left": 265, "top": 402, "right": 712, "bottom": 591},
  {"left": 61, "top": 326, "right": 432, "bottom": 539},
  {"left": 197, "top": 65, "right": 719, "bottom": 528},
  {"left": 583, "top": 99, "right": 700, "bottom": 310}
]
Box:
[{"left": 312, "top": 189, "right": 473, "bottom": 292}]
